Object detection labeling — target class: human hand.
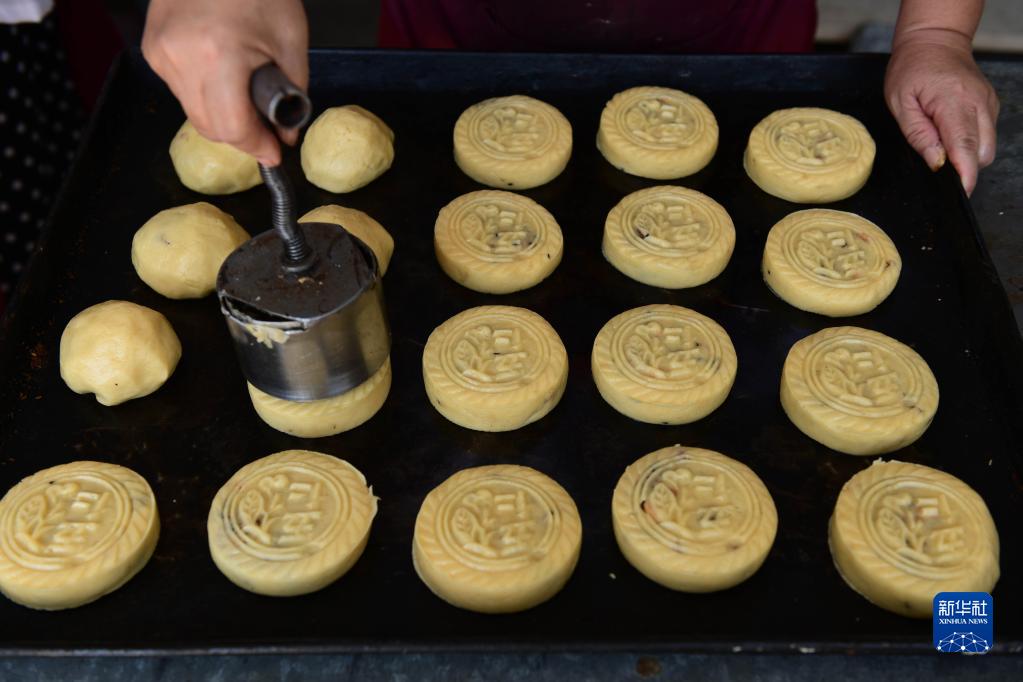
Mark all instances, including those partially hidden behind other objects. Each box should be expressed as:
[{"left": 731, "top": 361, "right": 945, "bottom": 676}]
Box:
[
  {"left": 885, "top": 28, "right": 998, "bottom": 196},
  {"left": 142, "top": 0, "right": 308, "bottom": 166}
]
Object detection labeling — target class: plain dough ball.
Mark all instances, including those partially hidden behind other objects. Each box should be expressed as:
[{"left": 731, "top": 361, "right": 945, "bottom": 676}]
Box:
[
  {"left": 0, "top": 461, "right": 159, "bottom": 610},
  {"left": 131, "top": 202, "right": 250, "bottom": 299},
  {"left": 454, "top": 95, "right": 572, "bottom": 189},
  {"left": 829, "top": 460, "right": 999, "bottom": 618},
  {"left": 597, "top": 86, "right": 718, "bottom": 179},
  {"left": 248, "top": 357, "right": 391, "bottom": 438},
  {"left": 208, "top": 450, "right": 377, "bottom": 597},
  {"left": 592, "top": 304, "right": 737, "bottom": 424},
  {"left": 603, "top": 185, "right": 735, "bottom": 289},
  {"left": 780, "top": 326, "right": 939, "bottom": 455},
  {"left": 60, "top": 300, "right": 181, "bottom": 406},
  {"left": 413, "top": 464, "right": 581, "bottom": 613},
  {"left": 613, "top": 446, "right": 777, "bottom": 592},
  {"left": 744, "top": 107, "right": 875, "bottom": 203},
  {"left": 299, "top": 204, "right": 394, "bottom": 274},
  {"left": 301, "top": 105, "right": 394, "bottom": 193},
  {"left": 423, "top": 306, "right": 569, "bottom": 431},
  {"left": 434, "top": 190, "right": 563, "bottom": 294},
  {"left": 763, "top": 209, "right": 901, "bottom": 316},
  {"left": 169, "top": 120, "right": 261, "bottom": 195}
]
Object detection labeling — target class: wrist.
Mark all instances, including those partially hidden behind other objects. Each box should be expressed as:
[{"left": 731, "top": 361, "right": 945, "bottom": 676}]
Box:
[{"left": 892, "top": 26, "right": 974, "bottom": 53}]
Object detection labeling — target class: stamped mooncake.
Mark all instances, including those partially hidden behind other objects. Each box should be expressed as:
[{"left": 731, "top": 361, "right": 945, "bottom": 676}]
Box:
[
  {"left": 780, "top": 326, "right": 939, "bottom": 455},
  {"left": 592, "top": 304, "right": 737, "bottom": 424},
  {"left": 247, "top": 357, "right": 392, "bottom": 438},
  {"left": 744, "top": 107, "right": 875, "bottom": 203},
  {"left": 603, "top": 185, "right": 735, "bottom": 289},
  {"left": 0, "top": 461, "right": 159, "bottom": 609},
  {"left": 413, "top": 464, "right": 581, "bottom": 613},
  {"left": 208, "top": 450, "right": 377, "bottom": 596},
  {"left": 423, "top": 306, "right": 568, "bottom": 431},
  {"left": 829, "top": 460, "right": 999, "bottom": 618},
  {"left": 454, "top": 95, "right": 572, "bottom": 189},
  {"left": 763, "top": 209, "right": 900, "bottom": 316},
  {"left": 435, "top": 190, "right": 563, "bottom": 294},
  {"left": 597, "top": 86, "right": 718, "bottom": 179},
  {"left": 613, "top": 446, "right": 777, "bottom": 592}
]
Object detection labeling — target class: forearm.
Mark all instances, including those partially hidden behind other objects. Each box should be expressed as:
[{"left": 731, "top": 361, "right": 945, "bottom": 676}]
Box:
[{"left": 893, "top": 0, "right": 984, "bottom": 47}]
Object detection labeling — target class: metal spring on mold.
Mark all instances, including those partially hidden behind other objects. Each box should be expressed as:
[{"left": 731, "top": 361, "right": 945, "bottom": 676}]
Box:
[{"left": 259, "top": 164, "right": 312, "bottom": 269}]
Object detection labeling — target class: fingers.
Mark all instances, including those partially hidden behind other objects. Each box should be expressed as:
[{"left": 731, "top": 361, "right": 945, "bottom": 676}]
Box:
[
  {"left": 977, "top": 92, "right": 998, "bottom": 168},
  {"left": 932, "top": 101, "right": 981, "bottom": 195},
  {"left": 200, "top": 53, "right": 282, "bottom": 166},
  {"left": 889, "top": 94, "right": 946, "bottom": 171}
]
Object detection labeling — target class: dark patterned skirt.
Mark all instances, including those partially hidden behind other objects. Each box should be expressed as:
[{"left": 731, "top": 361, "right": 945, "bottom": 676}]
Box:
[{"left": 0, "top": 15, "right": 84, "bottom": 309}]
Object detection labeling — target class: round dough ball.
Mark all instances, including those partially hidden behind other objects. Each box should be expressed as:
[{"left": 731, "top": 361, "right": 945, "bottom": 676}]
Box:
[
  {"left": 131, "top": 202, "right": 250, "bottom": 299},
  {"left": 603, "top": 185, "right": 735, "bottom": 289},
  {"left": 435, "top": 190, "right": 563, "bottom": 294},
  {"left": 60, "top": 301, "right": 181, "bottom": 406},
  {"left": 299, "top": 205, "right": 394, "bottom": 274},
  {"left": 247, "top": 357, "right": 392, "bottom": 438},
  {"left": 597, "top": 86, "right": 718, "bottom": 179},
  {"left": 413, "top": 464, "right": 581, "bottom": 613},
  {"left": 744, "top": 107, "right": 875, "bottom": 203},
  {"left": 208, "top": 450, "right": 377, "bottom": 597},
  {"left": 829, "top": 460, "right": 999, "bottom": 618},
  {"left": 301, "top": 105, "right": 394, "bottom": 193},
  {"left": 0, "top": 461, "right": 159, "bottom": 610},
  {"left": 592, "top": 304, "right": 737, "bottom": 424},
  {"left": 423, "top": 306, "right": 568, "bottom": 431},
  {"left": 613, "top": 445, "right": 777, "bottom": 592},
  {"left": 169, "top": 120, "right": 262, "bottom": 195},
  {"left": 453, "top": 95, "right": 572, "bottom": 189},
  {"left": 763, "top": 209, "right": 901, "bottom": 317},
  {"left": 780, "top": 326, "right": 939, "bottom": 455}
]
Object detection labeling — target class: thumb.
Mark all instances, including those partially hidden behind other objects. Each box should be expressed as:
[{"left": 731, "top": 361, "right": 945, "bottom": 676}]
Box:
[{"left": 892, "top": 94, "right": 946, "bottom": 171}]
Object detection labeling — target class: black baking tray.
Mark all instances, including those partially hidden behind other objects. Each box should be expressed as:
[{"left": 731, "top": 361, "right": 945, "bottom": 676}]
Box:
[{"left": 0, "top": 50, "right": 1021, "bottom": 656}]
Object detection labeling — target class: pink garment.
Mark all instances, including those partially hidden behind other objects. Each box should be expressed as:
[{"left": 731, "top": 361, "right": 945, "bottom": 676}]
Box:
[{"left": 379, "top": 0, "right": 817, "bottom": 53}]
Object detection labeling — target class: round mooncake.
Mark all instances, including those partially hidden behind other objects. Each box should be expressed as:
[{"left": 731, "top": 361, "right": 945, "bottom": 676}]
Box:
[{"left": 413, "top": 464, "right": 581, "bottom": 613}]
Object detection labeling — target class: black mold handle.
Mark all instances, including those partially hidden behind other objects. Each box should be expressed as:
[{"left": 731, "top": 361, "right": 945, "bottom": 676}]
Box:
[
  {"left": 250, "top": 63, "right": 311, "bottom": 130},
  {"left": 249, "top": 64, "right": 314, "bottom": 272}
]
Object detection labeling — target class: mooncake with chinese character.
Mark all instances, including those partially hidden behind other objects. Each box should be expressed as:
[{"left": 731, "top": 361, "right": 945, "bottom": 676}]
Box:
[
  {"left": 763, "top": 209, "right": 900, "bottom": 316},
  {"left": 435, "top": 191, "right": 563, "bottom": 294},
  {"left": 591, "top": 304, "right": 737, "bottom": 424},
  {"left": 207, "top": 450, "right": 377, "bottom": 597},
  {"left": 247, "top": 357, "right": 391, "bottom": 438},
  {"left": 412, "top": 464, "right": 581, "bottom": 613},
  {"left": 454, "top": 95, "right": 572, "bottom": 189},
  {"left": 780, "top": 327, "right": 939, "bottom": 455},
  {"left": 597, "top": 86, "right": 718, "bottom": 179},
  {"left": 0, "top": 461, "right": 160, "bottom": 609},
  {"left": 744, "top": 108, "right": 875, "bottom": 203},
  {"left": 423, "top": 306, "right": 568, "bottom": 431},
  {"left": 613, "top": 446, "right": 777, "bottom": 592},
  {"left": 603, "top": 186, "right": 735, "bottom": 289},
  {"left": 829, "top": 460, "right": 999, "bottom": 618}
]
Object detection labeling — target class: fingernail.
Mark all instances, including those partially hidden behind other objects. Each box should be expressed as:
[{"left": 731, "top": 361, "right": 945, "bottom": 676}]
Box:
[
  {"left": 978, "top": 144, "right": 994, "bottom": 166},
  {"left": 924, "top": 145, "right": 946, "bottom": 171}
]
